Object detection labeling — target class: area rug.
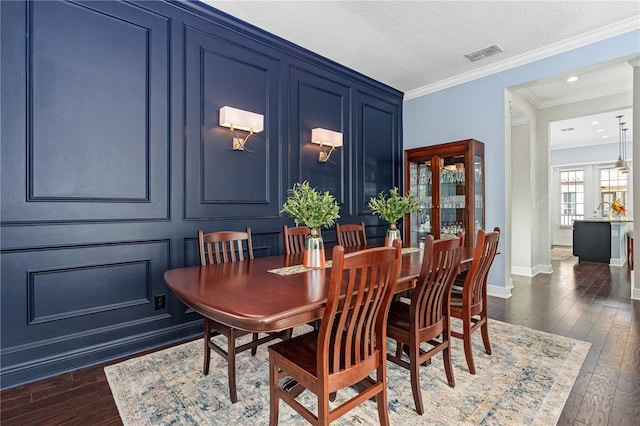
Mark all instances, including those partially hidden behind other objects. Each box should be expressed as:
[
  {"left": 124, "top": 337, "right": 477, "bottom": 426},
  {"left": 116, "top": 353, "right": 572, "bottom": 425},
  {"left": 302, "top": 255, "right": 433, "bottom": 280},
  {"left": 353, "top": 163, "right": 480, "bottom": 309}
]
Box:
[
  {"left": 105, "top": 319, "right": 590, "bottom": 425},
  {"left": 551, "top": 247, "right": 574, "bottom": 261}
]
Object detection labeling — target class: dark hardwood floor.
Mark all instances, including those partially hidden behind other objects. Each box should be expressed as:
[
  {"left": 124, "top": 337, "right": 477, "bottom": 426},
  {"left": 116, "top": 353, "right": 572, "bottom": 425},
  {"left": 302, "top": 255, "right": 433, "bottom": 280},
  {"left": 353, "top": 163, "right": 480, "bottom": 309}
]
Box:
[{"left": 1, "top": 256, "right": 638, "bottom": 425}]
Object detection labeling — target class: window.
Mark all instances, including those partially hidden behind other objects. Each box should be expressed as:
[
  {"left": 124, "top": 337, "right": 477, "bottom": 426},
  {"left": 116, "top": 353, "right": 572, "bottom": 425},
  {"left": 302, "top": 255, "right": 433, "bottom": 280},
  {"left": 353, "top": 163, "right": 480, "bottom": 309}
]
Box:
[
  {"left": 560, "top": 170, "right": 584, "bottom": 226},
  {"left": 600, "top": 167, "right": 627, "bottom": 209}
]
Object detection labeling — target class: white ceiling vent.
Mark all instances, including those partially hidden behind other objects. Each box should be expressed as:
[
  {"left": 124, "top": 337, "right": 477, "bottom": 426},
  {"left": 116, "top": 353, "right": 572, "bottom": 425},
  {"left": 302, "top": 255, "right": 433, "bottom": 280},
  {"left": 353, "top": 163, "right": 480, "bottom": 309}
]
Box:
[{"left": 464, "top": 44, "right": 504, "bottom": 62}]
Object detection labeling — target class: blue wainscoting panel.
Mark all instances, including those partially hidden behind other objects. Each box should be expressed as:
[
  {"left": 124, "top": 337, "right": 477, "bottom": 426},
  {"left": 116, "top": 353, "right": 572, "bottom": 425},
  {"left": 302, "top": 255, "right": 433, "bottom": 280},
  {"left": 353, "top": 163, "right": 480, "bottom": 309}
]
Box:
[
  {"left": 1, "top": 0, "right": 170, "bottom": 223},
  {"left": 1, "top": 240, "right": 171, "bottom": 384},
  {"left": 289, "top": 66, "right": 350, "bottom": 206},
  {"left": 356, "top": 90, "right": 402, "bottom": 217},
  {"left": 183, "top": 25, "right": 282, "bottom": 220}
]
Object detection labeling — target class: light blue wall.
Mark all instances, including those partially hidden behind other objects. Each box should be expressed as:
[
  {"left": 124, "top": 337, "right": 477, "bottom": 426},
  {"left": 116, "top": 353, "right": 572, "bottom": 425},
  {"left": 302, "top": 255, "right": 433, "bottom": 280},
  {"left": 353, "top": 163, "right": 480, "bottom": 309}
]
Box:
[
  {"left": 551, "top": 141, "right": 632, "bottom": 166},
  {"left": 404, "top": 30, "right": 640, "bottom": 292}
]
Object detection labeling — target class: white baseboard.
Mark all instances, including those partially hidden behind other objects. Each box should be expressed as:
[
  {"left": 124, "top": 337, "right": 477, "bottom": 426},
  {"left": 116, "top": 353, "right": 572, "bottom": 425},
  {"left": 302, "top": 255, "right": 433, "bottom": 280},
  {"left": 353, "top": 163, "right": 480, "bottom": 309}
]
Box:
[
  {"left": 609, "top": 257, "right": 626, "bottom": 267},
  {"left": 488, "top": 282, "right": 513, "bottom": 299},
  {"left": 535, "top": 264, "right": 553, "bottom": 275},
  {"left": 511, "top": 264, "right": 552, "bottom": 277},
  {"left": 511, "top": 266, "right": 533, "bottom": 277}
]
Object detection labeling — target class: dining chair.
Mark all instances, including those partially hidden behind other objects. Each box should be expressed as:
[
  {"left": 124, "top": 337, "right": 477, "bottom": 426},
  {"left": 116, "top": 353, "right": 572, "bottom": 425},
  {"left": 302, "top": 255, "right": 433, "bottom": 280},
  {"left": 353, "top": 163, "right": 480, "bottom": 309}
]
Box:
[
  {"left": 198, "top": 228, "right": 288, "bottom": 403},
  {"left": 334, "top": 221, "right": 367, "bottom": 247},
  {"left": 449, "top": 227, "right": 500, "bottom": 375},
  {"left": 268, "top": 240, "right": 402, "bottom": 425},
  {"left": 386, "top": 233, "right": 464, "bottom": 414},
  {"left": 282, "top": 224, "right": 310, "bottom": 255}
]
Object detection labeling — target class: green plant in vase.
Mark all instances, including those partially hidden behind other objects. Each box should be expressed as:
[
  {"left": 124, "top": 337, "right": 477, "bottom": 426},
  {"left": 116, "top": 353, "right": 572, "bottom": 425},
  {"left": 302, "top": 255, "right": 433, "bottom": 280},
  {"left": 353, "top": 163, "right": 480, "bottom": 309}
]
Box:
[
  {"left": 281, "top": 181, "right": 340, "bottom": 268},
  {"left": 368, "top": 188, "right": 419, "bottom": 246}
]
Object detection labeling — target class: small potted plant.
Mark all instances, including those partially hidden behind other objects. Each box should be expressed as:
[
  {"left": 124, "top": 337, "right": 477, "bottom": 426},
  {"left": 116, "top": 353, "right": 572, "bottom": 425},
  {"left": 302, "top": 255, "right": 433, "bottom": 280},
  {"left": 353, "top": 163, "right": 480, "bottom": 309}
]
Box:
[
  {"left": 368, "top": 188, "right": 420, "bottom": 246},
  {"left": 281, "top": 181, "right": 340, "bottom": 267}
]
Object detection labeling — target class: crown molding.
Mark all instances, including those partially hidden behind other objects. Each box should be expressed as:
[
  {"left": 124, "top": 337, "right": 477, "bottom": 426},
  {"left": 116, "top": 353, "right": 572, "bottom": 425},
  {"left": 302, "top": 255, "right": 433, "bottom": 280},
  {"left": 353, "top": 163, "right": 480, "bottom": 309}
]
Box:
[{"left": 404, "top": 16, "right": 640, "bottom": 101}]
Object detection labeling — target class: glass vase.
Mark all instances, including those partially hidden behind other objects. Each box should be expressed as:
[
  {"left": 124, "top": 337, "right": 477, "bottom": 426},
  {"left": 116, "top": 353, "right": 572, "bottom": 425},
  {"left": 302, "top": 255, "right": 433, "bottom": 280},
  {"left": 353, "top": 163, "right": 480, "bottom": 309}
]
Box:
[
  {"left": 385, "top": 223, "right": 401, "bottom": 246},
  {"left": 304, "top": 228, "right": 326, "bottom": 268}
]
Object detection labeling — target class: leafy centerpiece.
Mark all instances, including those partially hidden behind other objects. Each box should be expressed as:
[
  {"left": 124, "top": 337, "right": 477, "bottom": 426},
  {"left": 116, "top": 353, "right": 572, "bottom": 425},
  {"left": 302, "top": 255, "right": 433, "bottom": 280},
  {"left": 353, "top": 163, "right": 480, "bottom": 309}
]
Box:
[
  {"left": 281, "top": 181, "right": 340, "bottom": 267},
  {"left": 368, "top": 188, "right": 420, "bottom": 246}
]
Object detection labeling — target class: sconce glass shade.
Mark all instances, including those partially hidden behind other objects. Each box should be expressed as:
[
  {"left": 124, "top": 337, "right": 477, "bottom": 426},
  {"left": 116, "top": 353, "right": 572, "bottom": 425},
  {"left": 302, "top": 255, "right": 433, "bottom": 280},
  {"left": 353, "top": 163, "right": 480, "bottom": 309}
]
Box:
[
  {"left": 219, "top": 106, "right": 264, "bottom": 133},
  {"left": 311, "top": 128, "right": 343, "bottom": 147},
  {"left": 311, "top": 128, "right": 343, "bottom": 162}
]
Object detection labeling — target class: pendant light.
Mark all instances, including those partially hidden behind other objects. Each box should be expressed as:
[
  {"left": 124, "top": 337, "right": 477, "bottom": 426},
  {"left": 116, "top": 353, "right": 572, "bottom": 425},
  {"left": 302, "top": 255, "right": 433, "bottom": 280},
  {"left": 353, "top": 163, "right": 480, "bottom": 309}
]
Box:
[
  {"left": 621, "top": 127, "right": 630, "bottom": 174},
  {"left": 615, "top": 115, "right": 625, "bottom": 169}
]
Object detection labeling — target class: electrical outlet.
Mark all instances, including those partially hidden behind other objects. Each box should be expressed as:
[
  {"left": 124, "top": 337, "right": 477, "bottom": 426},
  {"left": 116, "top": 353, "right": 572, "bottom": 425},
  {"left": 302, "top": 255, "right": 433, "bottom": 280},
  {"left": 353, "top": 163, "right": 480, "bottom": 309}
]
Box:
[{"left": 154, "top": 294, "right": 166, "bottom": 310}]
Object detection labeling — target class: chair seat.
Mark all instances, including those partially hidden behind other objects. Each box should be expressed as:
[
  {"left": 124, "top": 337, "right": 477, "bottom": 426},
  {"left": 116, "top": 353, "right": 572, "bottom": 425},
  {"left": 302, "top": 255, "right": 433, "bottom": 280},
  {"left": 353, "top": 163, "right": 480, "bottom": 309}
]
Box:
[
  {"left": 269, "top": 330, "right": 320, "bottom": 377},
  {"left": 386, "top": 300, "right": 411, "bottom": 331}
]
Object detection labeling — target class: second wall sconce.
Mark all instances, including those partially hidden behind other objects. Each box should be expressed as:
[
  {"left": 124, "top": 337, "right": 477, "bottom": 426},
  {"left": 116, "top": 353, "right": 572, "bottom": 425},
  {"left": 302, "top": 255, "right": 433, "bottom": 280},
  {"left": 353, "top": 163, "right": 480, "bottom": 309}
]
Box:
[
  {"left": 219, "top": 106, "right": 264, "bottom": 152},
  {"left": 311, "top": 128, "right": 343, "bottom": 163}
]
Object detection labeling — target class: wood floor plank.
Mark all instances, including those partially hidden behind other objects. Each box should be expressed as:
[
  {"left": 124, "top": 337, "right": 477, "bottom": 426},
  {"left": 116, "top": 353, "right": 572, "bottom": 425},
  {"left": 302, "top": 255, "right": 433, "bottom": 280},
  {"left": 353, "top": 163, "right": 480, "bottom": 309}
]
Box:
[{"left": 575, "top": 357, "right": 620, "bottom": 425}]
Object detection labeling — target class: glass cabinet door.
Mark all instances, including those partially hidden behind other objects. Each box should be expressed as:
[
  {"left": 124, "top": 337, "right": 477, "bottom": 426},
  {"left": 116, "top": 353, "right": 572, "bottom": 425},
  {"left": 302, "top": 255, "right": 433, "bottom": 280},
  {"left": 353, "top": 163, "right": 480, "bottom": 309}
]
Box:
[
  {"left": 438, "top": 156, "right": 466, "bottom": 238},
  {"left": 409, "top": 160, "right": 433, "bottom": 245},
  {"left": 473, "top": 154, "right": 484, "bottom": 240}
]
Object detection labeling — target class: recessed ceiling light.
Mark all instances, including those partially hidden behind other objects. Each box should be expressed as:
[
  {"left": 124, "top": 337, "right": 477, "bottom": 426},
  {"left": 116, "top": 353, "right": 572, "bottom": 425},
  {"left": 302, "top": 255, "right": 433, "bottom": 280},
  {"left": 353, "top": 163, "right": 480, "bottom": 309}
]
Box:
[
  {"left": 591, "top": 121, "right": 599, "bottom": 125},
  {"left": 597, "top": 129, "right": 604, "bottom": 132},
  {"left": 602, "top": 135, "right": 609, "bottom": 138},
  {"left": 566, "top": 76, "right": 579, "bottom": 83}
]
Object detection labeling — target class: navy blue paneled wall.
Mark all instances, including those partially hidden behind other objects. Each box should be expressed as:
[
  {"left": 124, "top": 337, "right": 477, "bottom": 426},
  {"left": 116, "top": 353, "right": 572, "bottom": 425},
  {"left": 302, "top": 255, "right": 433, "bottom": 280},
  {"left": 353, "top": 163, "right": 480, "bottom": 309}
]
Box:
[{"left": 0, "top": 0, "right": 403, "bottom": 388}]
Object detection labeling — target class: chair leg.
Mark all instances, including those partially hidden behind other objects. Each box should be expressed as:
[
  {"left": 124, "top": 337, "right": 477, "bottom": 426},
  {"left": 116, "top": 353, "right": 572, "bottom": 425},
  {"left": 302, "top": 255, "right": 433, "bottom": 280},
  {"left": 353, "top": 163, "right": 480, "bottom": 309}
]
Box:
[
  {"left": 395, "top": 341, "right": 404, "bottom": 359},
  {"left": 409, "top": 346, "right": 424, "bottom": 415},
  {"left": 376, "top": 365, "right": 390, "bottom": 426},
  {"left": 251, "top": 333, "right": 258, "bottom": 356},
  {"left": 442, "top": 340, "right": 455, "bottom": 388},
  {"left": 269, "top": 357, "right": 279, "bottom": 426},
  {"left": 203, "top": 318, "right": 211, "bottom": 375},
  {"left": 480, "top": 315, "right": 491, "bottom": 355},
  {"left": 318, "top": 389, "right": 330, "bottom": 425},
  {"left": 462, "top": 313, "right": 476, "bottom": 375},
  {"left": 228, "top": 328, "right": 238, "bottom": 403}
]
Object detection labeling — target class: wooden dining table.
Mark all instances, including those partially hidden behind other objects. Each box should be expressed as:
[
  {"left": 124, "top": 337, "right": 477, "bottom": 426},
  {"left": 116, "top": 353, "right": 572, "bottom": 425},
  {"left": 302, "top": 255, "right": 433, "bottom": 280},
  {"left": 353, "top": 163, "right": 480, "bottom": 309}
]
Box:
[{"left": 164, "top": 245, "right": 475, "bottom": 334}]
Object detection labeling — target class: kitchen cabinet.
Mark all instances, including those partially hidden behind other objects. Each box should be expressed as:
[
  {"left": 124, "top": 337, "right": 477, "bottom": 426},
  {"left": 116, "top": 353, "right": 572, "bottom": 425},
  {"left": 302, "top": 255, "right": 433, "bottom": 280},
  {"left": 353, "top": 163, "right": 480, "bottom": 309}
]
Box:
[
  {"left": 573, "top": 218, "right": 632, "bottom": 265},
  {"left": 404, "top": 139, "right": 485, "bottom": 247}
]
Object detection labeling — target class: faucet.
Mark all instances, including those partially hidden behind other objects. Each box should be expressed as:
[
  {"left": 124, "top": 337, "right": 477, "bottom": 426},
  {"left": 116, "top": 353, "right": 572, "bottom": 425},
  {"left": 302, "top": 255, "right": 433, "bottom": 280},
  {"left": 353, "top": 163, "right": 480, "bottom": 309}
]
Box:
[{"left": 595, "top": 202, "right": 610, "bottom": 217}]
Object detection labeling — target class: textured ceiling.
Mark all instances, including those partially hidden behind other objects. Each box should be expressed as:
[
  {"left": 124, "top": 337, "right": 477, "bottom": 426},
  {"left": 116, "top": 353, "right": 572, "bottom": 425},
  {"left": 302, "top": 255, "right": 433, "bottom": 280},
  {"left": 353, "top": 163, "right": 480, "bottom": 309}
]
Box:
[{"left": 201, "top": 1, "right": 639, "bottom": 94}]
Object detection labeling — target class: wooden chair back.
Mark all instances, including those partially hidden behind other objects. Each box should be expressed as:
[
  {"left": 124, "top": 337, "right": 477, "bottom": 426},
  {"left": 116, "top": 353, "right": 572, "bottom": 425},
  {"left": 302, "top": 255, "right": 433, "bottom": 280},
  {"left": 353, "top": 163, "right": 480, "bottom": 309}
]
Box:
[
  {"left": 320, "top": 240, "right": 401, "bottom": 379},
  {"left": 412, "top": 234, "right": 464, "bottom": 334},
  {"left": 282, "top": 225, "right": 310, "bottom": 255},
  {"left": 198, "top": 228, "right": 254, "bottom": 265},
  {"left": 335, "top": 221, "right": 367, "bottom": 247},
  {"left": 461, "top": 227, "right": 500, "bottom": 315},
  {"left": 268, "top": 240, "right": 402, "bottom": 425}
]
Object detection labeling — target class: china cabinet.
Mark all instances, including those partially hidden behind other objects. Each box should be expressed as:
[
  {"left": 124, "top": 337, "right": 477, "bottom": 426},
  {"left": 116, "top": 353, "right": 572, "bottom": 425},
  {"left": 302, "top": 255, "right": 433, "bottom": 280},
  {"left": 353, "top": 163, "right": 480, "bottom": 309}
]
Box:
[{"left": 404, "top": 139, "right": 485, "bottom": 247}]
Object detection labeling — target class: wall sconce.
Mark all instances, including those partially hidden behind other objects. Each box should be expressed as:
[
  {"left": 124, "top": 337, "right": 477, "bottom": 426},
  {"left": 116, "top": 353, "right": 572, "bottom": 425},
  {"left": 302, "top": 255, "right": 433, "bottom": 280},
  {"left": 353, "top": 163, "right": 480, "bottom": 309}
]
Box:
[
  {"left": 219, "top": 106, "right": 264, "bottom": 152},
  {"left": 311, "top": 128, "right": 343, "bottom": 163}
]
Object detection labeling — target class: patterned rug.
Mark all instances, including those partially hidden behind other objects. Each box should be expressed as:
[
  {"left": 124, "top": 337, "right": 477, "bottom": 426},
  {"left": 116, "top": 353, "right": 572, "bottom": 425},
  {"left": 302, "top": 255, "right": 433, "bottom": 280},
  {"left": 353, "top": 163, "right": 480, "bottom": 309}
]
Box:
[{"left": 105, "top": 319, "right": 590, "bottom": 425}]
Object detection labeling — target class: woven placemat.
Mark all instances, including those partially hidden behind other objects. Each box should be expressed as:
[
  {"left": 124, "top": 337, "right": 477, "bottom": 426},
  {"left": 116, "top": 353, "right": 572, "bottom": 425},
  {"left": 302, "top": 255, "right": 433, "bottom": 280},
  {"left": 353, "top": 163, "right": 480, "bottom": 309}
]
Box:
[{"left": 268, "top": 247, "right": 421, "bottom": 276}]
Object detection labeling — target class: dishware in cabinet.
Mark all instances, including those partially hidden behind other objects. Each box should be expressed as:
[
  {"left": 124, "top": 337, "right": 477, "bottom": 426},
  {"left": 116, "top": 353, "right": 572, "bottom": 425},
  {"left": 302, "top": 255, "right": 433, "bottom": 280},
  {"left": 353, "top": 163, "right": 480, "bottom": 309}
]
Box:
[{"left": 404, "top": 139, "right": 485, "bottom": 247}]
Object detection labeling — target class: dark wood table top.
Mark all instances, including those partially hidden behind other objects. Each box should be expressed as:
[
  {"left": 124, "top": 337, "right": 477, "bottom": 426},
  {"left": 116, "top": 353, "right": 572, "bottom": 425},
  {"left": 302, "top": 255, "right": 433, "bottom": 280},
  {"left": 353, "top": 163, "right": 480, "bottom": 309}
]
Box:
[{"left": 164, "top": 246, "right": 474, "bottom": 333}]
